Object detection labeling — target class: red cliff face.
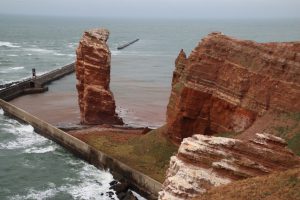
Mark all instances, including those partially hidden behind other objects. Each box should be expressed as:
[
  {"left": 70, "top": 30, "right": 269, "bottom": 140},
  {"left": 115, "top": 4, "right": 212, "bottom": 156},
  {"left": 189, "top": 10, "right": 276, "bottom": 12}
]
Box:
[
  {"left": 76, "top": 29, "right": 122, "bottom": 125},
  {"left": 166, "top": 32, "right": 300, "bottom": 143}
]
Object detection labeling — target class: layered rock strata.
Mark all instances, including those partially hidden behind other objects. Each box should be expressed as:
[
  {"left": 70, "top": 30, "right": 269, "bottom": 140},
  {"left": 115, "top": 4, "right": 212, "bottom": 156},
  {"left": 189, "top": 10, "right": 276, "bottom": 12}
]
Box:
[
  {"left": 76, "top": 28, "right": 122, "bottom": 125},
  {"left": 166, "top": 32, "right": 300, "bottom": 143},
  {"left": 158, "top": 133, "right": 300, "bottom": 200}
]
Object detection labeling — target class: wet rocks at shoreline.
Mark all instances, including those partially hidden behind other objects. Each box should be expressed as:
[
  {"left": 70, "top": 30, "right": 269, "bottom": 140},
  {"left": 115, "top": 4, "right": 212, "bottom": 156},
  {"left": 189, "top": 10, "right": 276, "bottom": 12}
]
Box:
[{"left": 109, "top": 180, "right": 138, "bottom": 200}]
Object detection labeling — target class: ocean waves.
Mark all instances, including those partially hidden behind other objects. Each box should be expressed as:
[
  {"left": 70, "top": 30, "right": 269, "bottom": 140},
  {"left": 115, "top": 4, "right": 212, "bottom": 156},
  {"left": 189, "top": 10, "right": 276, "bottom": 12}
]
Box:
[
  {"left": 0, "top": 66, "right": 25, "bottom": 73},
  {"left": 1, "top": 41, "right": 75, "bottom": 58},
  {"left": 0, "top": 109, "right": 54, "bottom": 153},
  {"left": 24, "top": 47, "right": 74, "bottom": 57},
  {"left": 10, "top": 164, "right": 118, "bottom": 200},
  {"left": 0, "top": 41, "right": 75, "bottom": 85},
  {"left": 24, "top": 47, "right": 56, "bottom": 54},
  {"left": 0, "top": 41, "right": 21, "bottom": 48},
  {"left": 0, "top": 110, "right": 117, "bottom": 199},
  {"left": 0, "top": 109, "right": 144, "bottom": 200},
  {"left": 0, "top": 121, "right": 49, "bottom": 151}
]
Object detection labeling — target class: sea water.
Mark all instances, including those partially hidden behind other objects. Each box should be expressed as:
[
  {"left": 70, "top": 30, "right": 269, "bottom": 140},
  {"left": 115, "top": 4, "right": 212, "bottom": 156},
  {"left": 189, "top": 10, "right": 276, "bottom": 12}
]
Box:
[
  {"left": 0, "top": 109, "right": 121, "bottom": 200},
  {"left": 0, "top": 15, "right": 299, "bottom": 199}
]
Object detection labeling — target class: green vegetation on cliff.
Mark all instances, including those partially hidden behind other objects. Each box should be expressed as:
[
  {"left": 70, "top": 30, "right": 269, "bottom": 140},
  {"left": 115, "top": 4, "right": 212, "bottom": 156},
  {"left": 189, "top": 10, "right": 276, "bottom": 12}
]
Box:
[
  {"left": 73, "top": 126, "right": 178, "bottom": 183},
  {"left": 195, "top": 167, "right": 300, "bottom": 200},
  {"left": 273, "top": 112, "right": 300, "bottom": 156}
]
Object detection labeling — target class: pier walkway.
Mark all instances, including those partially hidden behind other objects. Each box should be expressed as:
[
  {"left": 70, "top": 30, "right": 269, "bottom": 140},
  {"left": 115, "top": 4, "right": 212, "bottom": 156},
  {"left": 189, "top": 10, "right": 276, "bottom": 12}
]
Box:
[{"left": 0, "top": 62, "right": 75, "bottom": 101}]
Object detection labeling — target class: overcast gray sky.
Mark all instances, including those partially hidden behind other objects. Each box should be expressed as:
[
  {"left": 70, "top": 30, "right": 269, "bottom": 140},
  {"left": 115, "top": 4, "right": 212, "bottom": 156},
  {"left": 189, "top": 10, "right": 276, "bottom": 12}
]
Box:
[{"left": 0, "top": 0, "right": 299, "bottom": 19}]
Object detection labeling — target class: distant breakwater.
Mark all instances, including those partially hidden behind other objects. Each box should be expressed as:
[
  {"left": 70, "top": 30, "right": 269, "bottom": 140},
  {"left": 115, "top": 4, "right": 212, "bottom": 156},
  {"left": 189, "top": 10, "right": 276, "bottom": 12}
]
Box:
[{"left": 117, "top": 39, "right": 139, "bottom": 50}]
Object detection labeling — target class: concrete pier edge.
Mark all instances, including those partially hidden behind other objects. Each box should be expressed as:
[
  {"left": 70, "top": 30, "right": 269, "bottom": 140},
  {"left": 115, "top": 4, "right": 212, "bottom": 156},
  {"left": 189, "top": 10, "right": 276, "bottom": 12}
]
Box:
[
  {"left": 0, "top": 62, "right": 75, "bottom": 101},
  {"left": 0, "top": 99, "right": 162, "bottom": 199}
]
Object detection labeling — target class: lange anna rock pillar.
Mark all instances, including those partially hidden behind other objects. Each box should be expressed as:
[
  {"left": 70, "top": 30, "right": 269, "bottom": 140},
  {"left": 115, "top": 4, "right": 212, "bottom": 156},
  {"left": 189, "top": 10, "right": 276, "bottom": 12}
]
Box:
[{"left": 76, "top": 28, "right": 122, "bottom": 125}]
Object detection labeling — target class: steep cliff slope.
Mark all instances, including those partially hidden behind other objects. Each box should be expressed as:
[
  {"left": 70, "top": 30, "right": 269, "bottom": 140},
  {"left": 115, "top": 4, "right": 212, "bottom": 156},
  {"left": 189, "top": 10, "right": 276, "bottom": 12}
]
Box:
[
  {"left": 76, "top": 29, "right": 122, "bottom": 125},
  {"left": 158, "top": 133, "right": 300, "bottom": 200},
  {"left": 166, "top": 32, "right": 300, "bottom": 143},
  {"left": 159, "top": 33, "right": 300, "bottom": 199}
]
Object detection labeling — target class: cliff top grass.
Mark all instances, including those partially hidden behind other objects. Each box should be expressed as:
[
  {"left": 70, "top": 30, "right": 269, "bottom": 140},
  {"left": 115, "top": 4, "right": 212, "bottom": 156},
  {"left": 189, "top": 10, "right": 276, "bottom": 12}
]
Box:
[
  {"left": 69, "top": 125, "right": 178, "bottom": 183},
  {"left": 194, "top": 167, "right": 300, "bottom": 200}
]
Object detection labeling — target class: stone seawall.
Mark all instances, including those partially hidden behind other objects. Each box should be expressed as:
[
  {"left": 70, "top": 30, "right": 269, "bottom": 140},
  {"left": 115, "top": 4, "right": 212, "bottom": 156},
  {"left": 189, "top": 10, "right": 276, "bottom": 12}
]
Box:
[{"left": 0, "top": 99, "right": 161, "bottom": 199}]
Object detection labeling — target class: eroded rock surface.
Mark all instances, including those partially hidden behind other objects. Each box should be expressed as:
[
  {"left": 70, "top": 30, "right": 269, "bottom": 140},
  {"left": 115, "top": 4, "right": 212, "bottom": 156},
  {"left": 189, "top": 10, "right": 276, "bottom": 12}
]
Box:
[
  {"left": 166, "top": 32, "right": 300, "bottom": 143},
  {"left": 76, "top": 28, "right": 122, "bottom": 125},
  {"left": 158, "top": 133, "right": 300, "bottom": 200}
]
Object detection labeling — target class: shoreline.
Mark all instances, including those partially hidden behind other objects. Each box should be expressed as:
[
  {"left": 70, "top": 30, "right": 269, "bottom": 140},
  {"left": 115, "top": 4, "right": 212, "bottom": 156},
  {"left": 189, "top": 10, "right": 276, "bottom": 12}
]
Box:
[
  {"left": 1, "top": 67, "right": 172, "bottom": 199},
  {"left": 0, "top": 99, "right": 163, "bottom": 199},
  {"left": 10, "top": 72, "right": 166, "bottom": 129}
]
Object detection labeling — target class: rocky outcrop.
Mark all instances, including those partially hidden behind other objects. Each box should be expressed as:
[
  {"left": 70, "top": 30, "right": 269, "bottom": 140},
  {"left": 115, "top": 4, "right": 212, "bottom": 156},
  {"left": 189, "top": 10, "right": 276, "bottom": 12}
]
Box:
[
  {"left": 158, "top": 133, "right": 300, "bottom": 200},
  {"left": 76, "top": 28, "right": 122, "bottom": 125},
  {"left": 166, "top": 32, "right": 300, "bottom": 143}
]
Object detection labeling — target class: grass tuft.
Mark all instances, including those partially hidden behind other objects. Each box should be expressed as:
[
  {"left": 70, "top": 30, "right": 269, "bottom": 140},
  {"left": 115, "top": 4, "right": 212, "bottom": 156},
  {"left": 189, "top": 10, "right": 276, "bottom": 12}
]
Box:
[
  {"left": 75, "top": 126, "right": 178, "bottom": 183},
  {"left": 194, "top": 168, "right": 300, "bottom": 200}
]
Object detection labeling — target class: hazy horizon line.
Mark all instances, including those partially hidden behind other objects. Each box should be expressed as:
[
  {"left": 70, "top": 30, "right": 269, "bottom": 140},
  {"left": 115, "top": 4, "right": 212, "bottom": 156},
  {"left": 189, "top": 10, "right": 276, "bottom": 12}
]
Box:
[{"left": 1, "top": 13, "right": 300, "bottom": 21}]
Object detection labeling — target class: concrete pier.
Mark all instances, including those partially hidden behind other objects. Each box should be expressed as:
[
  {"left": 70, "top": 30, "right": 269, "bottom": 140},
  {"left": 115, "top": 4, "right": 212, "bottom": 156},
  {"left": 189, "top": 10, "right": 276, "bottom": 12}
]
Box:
[
  {"left": 0, "top": 99, "right": 161, "bottom": 199},
  {"left": 117, "top": 39, "right": 139, "bottom": 50},
  {"left": 0, "top": 63, "right": 75, "bottom": 101}
]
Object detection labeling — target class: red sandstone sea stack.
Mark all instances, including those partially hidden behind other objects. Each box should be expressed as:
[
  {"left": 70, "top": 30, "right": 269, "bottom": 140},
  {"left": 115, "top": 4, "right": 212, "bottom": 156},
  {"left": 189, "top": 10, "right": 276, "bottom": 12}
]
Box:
[
  {"left": 76, "top": 28, "right": 122, "bottom": 125},
  {"left": 166, "top": 32, "right": 300, "bottom": 143}
]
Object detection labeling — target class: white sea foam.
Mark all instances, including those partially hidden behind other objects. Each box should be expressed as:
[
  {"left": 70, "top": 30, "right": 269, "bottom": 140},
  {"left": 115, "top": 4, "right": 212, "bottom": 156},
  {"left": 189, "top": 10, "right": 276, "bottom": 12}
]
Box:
[
  {"left": 65, "top": 158, "right": 82, "bottom": 166},
  {"left": 116, "top": 106, "right": 129, "bottom": 118},
  {"left": 111, "top": 50, "right": 120, "bottom": 56},
  {"left": 25, "top": 47, "right": 56, "bottom": 54},
  {"left": 0, "top": 123, "right": 48, "bottom": 150},
  {"left": 25, "top": 47, "right": 70, "bottom": 57},
  {"left": 24, "top": 145, "right": 57, "bottom": 154},
  {"left": 53, "top": 52, "right": 65, "bottom": 56},
  {"left": 116, "top": 106, "right": 162, "bottom": 129},
  {"left": 16, "top": 124, "right": 34, "bottom": 133},
  {"left": 7, "top": 54, "right": 18, "bottom": 57},
  {"left": 10, "top": 162, "right": 118, "bottom": 200},
  {"left": 11, "top": 188, "right": 58, "bottom": 200},
  {"left": 0, "top": 109, "right": 4, "bottom": 115},
  {"left": 53, "top": 52, "right": 75, "bottom": 57},
  {"left": 9, "top": 66, "right": 24, "bottom": 70},
  {"left": 62, "top": 164, "right": 118, "bottom": 200},
  {"left": 0, "top": 66, "right": 25, "bottom": 74},
  {"left": 67, "top": 43, "right": 77, "bottom": 49},
  {"left": 0, "top": 41, "right": 21, "bottom": 48}
]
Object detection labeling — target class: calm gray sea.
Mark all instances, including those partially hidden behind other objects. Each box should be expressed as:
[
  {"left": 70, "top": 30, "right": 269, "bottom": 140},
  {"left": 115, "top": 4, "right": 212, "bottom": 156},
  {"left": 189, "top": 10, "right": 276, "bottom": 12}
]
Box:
[{"left": 0, "top": 15, "right": 299, "bottom": 199}]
